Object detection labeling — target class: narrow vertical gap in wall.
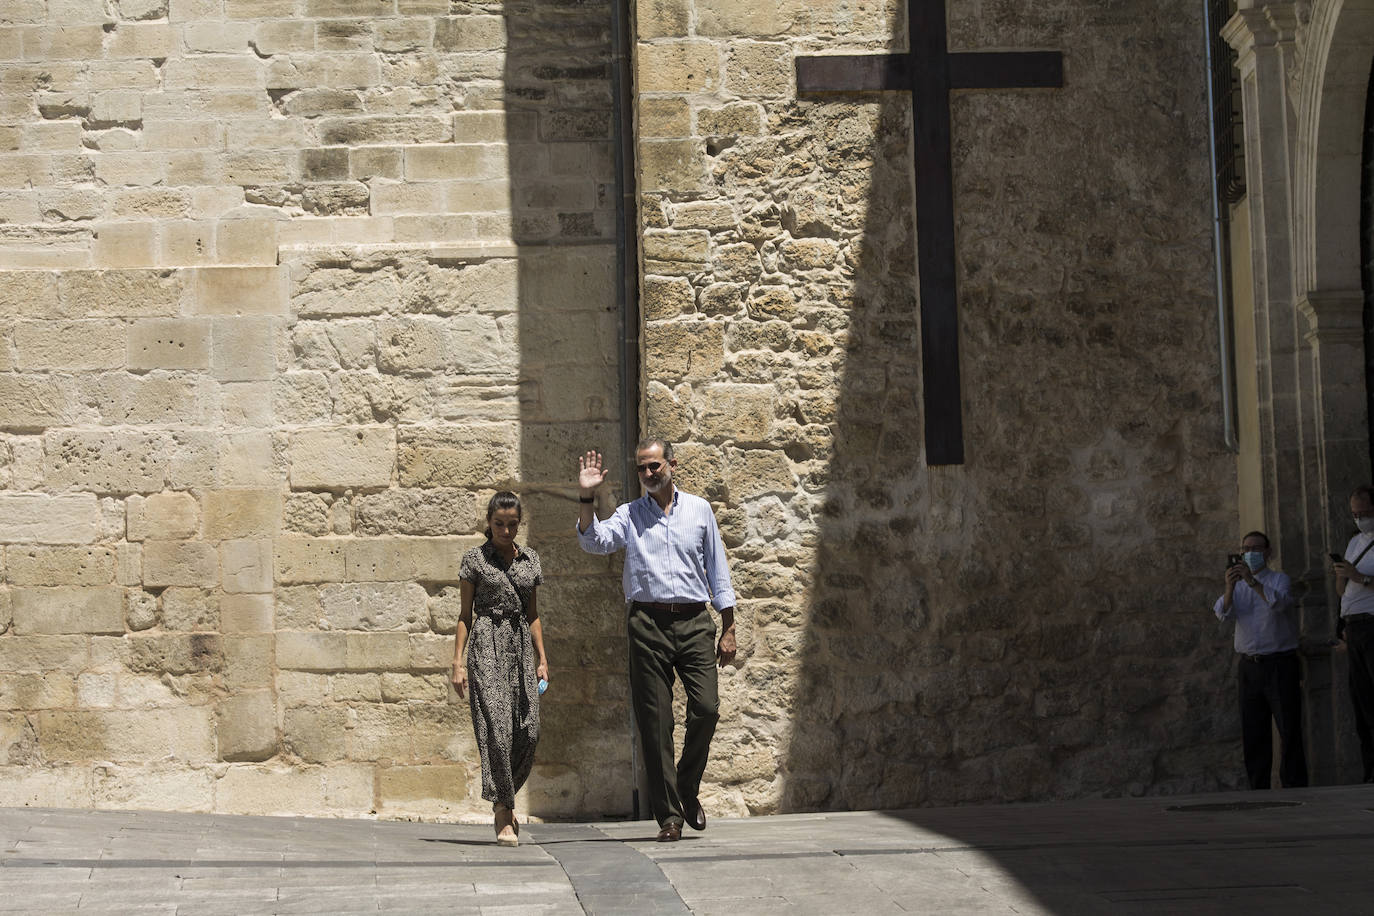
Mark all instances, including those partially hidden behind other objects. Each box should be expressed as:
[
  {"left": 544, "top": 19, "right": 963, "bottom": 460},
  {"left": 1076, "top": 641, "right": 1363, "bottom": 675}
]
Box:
[
  {"left": 611, "top": 0, "right": 641, "bottom": 491},
  {"left": 1360, "top": 55, "right": 1374, "bottom": 482},
  {"left": 609, "top": 0, "right": 643, "bottom": 820}
]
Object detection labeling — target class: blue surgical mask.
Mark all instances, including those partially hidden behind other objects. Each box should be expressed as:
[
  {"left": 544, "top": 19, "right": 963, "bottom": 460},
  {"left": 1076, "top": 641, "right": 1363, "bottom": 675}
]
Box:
[
  {"left": 1359, "top": 517, "right": 1374, "bottom": 536},
  {"left": 1243, "top": 551, "right": 1265, "bottom": 572}
]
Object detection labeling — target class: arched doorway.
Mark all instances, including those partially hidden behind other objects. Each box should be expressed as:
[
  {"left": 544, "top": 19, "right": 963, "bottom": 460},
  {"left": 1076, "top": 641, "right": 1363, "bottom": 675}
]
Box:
[
  {"left": 1299, "top": 0, "right": 1374, "bottom": 784},
  {"left": 1226, "top": 0, "right": 1374, "bottom": 784}
]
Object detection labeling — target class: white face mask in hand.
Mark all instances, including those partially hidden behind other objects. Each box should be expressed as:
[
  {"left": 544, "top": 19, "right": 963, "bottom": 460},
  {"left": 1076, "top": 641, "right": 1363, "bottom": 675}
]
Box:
[{"left": 1359, "top": 517, "right": 1374, "bottom": 535}]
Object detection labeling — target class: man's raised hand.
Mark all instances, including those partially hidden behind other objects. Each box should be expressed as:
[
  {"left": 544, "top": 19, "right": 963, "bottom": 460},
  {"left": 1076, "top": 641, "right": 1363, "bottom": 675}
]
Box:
[{"left": 579, "top": 450, "right": 608, "bottom": 493}]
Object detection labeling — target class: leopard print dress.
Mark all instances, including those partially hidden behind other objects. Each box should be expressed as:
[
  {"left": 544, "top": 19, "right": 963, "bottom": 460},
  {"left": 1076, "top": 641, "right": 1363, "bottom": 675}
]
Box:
[{"left": 460, "top": 541, "right": 542, "bottom": 810}]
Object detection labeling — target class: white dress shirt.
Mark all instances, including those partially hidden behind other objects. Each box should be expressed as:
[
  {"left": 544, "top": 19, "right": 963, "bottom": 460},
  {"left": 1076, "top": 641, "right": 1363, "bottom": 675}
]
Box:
[
  {"left": 1214, "top": 566, "right": 1298, "bottom": 655},
  {"left": 577, "top": 489, "right": 736, "bottom": 611},
  {"left": 1342, "top": 532, "right": 1374, "bottom": 619}
]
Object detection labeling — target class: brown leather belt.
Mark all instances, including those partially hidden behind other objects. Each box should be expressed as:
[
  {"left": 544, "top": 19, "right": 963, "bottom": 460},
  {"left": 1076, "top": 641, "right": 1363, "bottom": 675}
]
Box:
[{"left": 632, "top": 600, "right": 707, "bottom": 615}]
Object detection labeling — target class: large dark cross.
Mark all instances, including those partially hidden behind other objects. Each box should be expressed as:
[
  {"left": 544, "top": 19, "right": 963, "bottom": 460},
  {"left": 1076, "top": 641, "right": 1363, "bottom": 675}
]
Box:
[{"left": 796, "top": 2, "right": 1063, "bottom": 465}]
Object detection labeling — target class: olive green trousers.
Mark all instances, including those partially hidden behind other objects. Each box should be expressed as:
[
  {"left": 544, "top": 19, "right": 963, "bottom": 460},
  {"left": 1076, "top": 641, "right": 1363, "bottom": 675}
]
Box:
[{"left": 627, "top": 604, "right": 719, "bottom": 828}]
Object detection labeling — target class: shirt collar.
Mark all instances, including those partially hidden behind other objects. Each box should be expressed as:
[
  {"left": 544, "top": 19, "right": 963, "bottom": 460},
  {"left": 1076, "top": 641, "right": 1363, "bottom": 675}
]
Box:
[{"left": 641, "top": 487, "right": 678, "bottom": 515}]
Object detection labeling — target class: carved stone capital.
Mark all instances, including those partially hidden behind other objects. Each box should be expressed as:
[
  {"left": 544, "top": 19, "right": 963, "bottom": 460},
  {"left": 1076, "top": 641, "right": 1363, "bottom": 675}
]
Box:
[
  {"left": 1224, "top": 1, "right": 1300, "bottom": 65},
  {"left": 1222, "top": 10, "right": 1263, "bottom": 63}
]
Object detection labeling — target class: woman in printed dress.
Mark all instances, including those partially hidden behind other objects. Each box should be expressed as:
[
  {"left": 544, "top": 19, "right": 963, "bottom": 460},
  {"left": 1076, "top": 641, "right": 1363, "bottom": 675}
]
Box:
[{"left": 451, "top": 491, "right": 548, "bottom": 846}]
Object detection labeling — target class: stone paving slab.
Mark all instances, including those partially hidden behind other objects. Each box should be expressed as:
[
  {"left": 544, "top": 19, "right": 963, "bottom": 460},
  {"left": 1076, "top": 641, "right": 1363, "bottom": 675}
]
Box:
[{"left": 1, "top": 785, "right": 1373, "bottom": 914}]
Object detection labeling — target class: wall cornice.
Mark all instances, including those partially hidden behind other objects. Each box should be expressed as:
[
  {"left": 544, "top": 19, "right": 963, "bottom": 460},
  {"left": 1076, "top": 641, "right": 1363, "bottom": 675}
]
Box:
[{"left": 1299, "top": 288, "right": 1366, "bottom": 344}]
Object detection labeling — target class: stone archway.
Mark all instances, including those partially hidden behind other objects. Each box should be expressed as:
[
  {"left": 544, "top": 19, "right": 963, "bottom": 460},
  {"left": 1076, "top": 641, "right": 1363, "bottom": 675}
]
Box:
[
  {"left": 1292, "top": 0, "right": 1374, "bottom": 546},
  {"left": 1294, "top": 0, "right": 1374, "bottom": 294},
  {"left": 1225, "top": 0, "right": 1374, "bottom": 784},
  {"left": 1294, "top": 0, "right": 1374, "bottom": 784}
]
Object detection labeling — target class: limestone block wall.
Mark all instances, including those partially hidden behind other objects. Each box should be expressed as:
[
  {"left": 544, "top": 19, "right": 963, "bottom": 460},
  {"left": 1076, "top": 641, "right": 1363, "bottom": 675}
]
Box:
[
  {"left": 634, "top": 0, "right": 1243, "bottom": 812},
  {"left": 0, "top": 0, "right": 628, "bottom": 819}
]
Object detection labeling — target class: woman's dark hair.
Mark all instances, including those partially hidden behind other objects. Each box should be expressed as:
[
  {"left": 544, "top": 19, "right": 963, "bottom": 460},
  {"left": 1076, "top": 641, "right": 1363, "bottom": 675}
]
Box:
[{"left": 484, "top": 490, "right": 522, "bottom": 539}]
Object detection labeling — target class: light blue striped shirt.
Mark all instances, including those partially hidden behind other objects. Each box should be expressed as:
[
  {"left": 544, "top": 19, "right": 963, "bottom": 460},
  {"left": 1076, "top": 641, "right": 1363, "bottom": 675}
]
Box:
[
  {"left": 1213, "top": 567, "right": 1298, "bottom": 655},
  {"left": 577, "top": 488, "right": 737, "bottom": 610}
]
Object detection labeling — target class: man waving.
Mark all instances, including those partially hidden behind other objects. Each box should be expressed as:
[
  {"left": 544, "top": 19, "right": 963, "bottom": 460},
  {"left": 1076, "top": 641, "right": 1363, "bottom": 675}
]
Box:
[{"left": 576, "top": 439, "right": 737, "bottom": 842}]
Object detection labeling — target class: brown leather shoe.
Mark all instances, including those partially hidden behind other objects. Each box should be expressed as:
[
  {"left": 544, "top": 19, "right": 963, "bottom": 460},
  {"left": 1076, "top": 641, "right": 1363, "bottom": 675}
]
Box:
[
  {"left": 656, "top": 822, "right": 682, "bottom": 842},
  {"left": 685, "top": 800, "right": 706, "bottom": 831}
]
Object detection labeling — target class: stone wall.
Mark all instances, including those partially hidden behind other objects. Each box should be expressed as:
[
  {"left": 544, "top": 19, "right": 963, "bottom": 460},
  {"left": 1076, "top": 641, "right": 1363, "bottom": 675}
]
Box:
[
  {"left": 0, "top": 0, "right": 1260, "bottom": 821},
  {"left": 0, "top": 0, "right": 628, "bottom": 819},
  {"left": 634, "top": 0, "right": 1243, "bottom": 812}
]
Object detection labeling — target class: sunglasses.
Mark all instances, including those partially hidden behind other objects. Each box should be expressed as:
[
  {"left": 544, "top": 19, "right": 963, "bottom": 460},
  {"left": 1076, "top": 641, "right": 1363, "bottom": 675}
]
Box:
[{"left": 636, "top": 461, "right": 664, "bottom": 474}]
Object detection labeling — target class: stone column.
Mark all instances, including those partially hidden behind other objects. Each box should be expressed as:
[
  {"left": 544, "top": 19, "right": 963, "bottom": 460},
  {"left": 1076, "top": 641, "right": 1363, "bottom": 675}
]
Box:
[
  {"left": 1226, "top": 2, "right": 1332, "bottom": 783},
  {"left": 1298, "top": 289, "right": 1370, "bottom": 782},
  {"left": 1299, "top": 290, "right": 1370, "bottom": 568},
  {"left": 1226, "top": 1, "right": 1366, "bottom": 784},
  {"left": 1224, "top": 2, "right": 1305, "bottom": 561}
]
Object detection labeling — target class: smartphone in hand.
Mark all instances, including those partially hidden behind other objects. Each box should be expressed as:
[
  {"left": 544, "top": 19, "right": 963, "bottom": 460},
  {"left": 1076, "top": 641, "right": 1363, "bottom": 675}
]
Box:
[
  {"left": 1330, "top": 552, "right": 1346, "bottom": 564},
  {"left": 1228, "top": 553, "right": 1243, "bottom": 569}
]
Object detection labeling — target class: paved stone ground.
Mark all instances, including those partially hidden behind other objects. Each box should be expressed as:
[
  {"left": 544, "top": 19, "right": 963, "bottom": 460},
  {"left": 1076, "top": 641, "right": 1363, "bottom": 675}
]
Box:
[{"left": 1, "top": 785, "right": 1372, "bottom": 914}]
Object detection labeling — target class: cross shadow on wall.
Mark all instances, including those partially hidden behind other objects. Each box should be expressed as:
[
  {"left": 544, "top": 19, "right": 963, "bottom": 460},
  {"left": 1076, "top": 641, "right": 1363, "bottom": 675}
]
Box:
[{"left": 777, "top": 4, "right": 1239, "bottom": 815}]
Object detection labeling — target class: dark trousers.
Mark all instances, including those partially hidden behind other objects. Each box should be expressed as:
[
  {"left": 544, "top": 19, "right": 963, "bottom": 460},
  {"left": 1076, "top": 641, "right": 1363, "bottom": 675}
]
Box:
[
  {"left": 628, "top": 604, "right": 719, "bottom": 828},
  {"left": 1345, "top": 615, "right": 1374, "bottom": 782},
  {"left": 1238, "top": 651, "right": 1307, "bottom": 789}
]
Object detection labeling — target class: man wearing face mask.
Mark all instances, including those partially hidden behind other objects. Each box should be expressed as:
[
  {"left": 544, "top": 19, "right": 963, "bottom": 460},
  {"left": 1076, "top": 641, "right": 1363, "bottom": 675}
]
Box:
[
  {"left": 1333, "top": 485, "right": 1374, "bottom": 781},
  {"left": 1214, "top": 531, "right": 1307, "bottom": 789}
]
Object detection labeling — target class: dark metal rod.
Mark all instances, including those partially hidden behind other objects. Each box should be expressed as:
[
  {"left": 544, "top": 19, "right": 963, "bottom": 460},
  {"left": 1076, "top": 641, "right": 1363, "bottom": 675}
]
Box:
[{"left": 1201, "top": 0, "right": 1239, "bottom": 452}]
